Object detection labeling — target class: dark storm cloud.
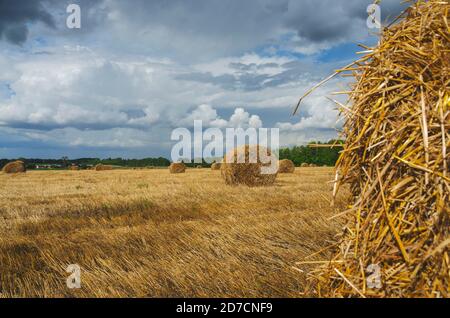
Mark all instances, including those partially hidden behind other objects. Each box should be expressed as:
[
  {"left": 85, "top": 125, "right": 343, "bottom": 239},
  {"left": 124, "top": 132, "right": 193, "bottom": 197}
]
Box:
[
  {"left": 0, "top": 0, "right": 409, "bottom": 51},
  {"left": 89, "top": 0, "right": 409, "bottom": 60},
  {"left": 176, "top": 60, "right": 299, "bottom": 91},
  {"left": 284, "top": 0, "right": 410, "bottom": 43},
  {"left": 176, "top": 59, "right": 331, "bottom": 91},
  {"left": 0, "top": 0, "right": 55, "bottom": 44},
  {"left": 176, "top": 68, "right": 301, "bottom": 92},
  {"left": 0, "top": 0, "right": 106, "bottom": 45},
  {"left": 229, "top": 62, "right": 280, "bottom": 71},
  {"left": 347, "top": 0, "right": 410, "bottom": 21}
]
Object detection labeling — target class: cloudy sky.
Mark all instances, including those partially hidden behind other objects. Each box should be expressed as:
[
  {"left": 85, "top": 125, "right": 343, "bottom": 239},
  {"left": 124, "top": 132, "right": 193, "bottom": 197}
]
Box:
[{"left": 0, "top": 0, "right": 407, "bottom": 159}]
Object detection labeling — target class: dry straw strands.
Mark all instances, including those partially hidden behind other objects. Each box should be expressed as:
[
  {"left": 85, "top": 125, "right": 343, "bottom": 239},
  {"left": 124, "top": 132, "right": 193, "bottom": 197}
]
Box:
[
  {"left": 95, "top": 164, "right": 113, "bottom": 171},
  {"left": 298, "top": 0, "right": 449, "bottom": 298},
  {"left": 2, "top": 161, "right": 26, "bottom": 173},
  {"left": 211, "top": 163, "right": 221, "bottom": 170},
  {"left": 220, "top": 145, "right": 277, "bottom": 186},
  {"left": 169, "top": 162, "right": 186, "bottom": 173},
  {"left": 278, "top": 159, "right": 295, "bottom": 173}
]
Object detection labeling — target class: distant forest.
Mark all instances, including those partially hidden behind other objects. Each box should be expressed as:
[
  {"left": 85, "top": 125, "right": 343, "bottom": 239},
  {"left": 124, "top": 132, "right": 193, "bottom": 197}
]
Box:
[
  {"left": 279, "top": 140, "right": 344, "bottom": 167},
  {"left": 1, "top": 140, "right": 343, "bottom": 169},
  {"left": 0, "top": 157, "right": 171, "bottom": 170}
]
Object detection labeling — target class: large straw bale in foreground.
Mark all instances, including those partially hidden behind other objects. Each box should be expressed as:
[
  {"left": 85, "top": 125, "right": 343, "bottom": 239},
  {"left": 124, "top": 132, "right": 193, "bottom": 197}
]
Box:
[
  {"left": 2, "top": 161, "right": 26, "bottom": 173},
  {"left": 306, "top": 1, "right": 449, "bottom": 298},
  {"left": 95, "top": 164, "right": 113, "bottom": 171},
  {"left": 220, "top": 145, "right": 277, "bottom": 186},
  {"left": 169, "top": 162, "right": 186, "bottom": 173},
  {"left": 278, "top": 159, "right": 295, "bottom": 173}
]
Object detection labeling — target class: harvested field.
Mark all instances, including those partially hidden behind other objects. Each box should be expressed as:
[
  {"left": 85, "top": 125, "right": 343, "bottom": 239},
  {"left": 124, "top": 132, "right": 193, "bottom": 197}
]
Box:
[{"left": 0, "top": 168, "right": 347, "bottom": 297}]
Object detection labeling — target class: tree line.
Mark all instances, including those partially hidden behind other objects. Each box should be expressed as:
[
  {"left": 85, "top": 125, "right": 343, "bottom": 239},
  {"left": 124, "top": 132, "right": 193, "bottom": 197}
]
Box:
[
  {"left": 278, "top": 140, "right": 343, "bottom": 166},
  {"left": 1, "top": 140, "right": 343, "bottom": 169},
  {"left": 0, "top": 157, "right": 171, "bottom": 170}
]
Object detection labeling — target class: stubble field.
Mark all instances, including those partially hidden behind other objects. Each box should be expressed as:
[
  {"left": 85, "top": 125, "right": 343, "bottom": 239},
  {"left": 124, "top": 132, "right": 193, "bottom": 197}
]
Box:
[{"left": 0, "top": 167, "right": 348, "bottom": 297}]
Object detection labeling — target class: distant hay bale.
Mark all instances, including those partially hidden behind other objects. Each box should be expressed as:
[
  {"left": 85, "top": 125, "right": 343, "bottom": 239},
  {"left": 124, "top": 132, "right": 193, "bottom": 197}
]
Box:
[
  {"left": 309, "top": 163, "right": 317, "bottom": 167},
  {"left": 211, "top": 163, "right": 221, "bottom": 170},
  {"left": 69, "top": 165, "right": 79, "bottom": 171},
  {"left": 169, "top": 162, "right": 186, "bottom": 173},
  {"left": 278, "top": 159, "right": 295, "bottom": 173},
  {"left": 196, "top": 165, "right": 202, "bottom": 169},
  {"left": 300, "top": 163, "right": 309, "bottom": 168},
  {"left": 2, "top": 160, "right": 26, "bottom": 174},
  {"left": 220, "top": 145, "right": 277, "bottom": 186},
  {"left": 95, "top": 164, "right": 113, "bottom": 171}
]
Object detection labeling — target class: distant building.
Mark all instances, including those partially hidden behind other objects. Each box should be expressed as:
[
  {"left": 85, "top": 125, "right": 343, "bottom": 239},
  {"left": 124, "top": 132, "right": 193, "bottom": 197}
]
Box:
[{"left": 35, "top": 164, "right": 63, "bottom": 169}]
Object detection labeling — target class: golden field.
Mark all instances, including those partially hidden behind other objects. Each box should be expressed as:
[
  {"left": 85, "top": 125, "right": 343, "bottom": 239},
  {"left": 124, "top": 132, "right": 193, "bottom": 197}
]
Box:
[{"left": 0, "top": 167, "right": 348, "bottom": 297}]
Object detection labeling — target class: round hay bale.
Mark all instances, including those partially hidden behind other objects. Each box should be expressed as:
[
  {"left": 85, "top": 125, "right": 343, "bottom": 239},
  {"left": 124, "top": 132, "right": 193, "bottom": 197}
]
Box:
[
  {"left": 95, "top": 164, "right": 113, "bottom": 171},
  {"left": 220, "top": 145, "right": 277, "bottom": 186},
  {"left": 196, "top": 165, "right": 202, "bottom": 169},
  {"left": 309, "top": 163, "right": 317, "bottom": 167},
  {"left": 69, "top": 165, "right": 79, "bottom": 171},
  {"left": 278, "top": 159, "right": 295, "bottom": 173},
  {"left": 2, "top": 160, "right": 26, "bottom": 173},
  {"left": 169, "top": 162, "right": 186, "bottom": 173},
  {"left": 300, "top": 162, "right": 309, "bottom": 168},
  {"left": 211, "top": 162, "right": 221, "bottom": 170}
]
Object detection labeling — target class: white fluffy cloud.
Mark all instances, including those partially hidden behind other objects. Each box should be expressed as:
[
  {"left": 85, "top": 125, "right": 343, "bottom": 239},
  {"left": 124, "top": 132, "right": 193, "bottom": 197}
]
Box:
[
  {"left": 180, "top": 104, "right": 263, "bottom": 129},
  {"left": 229, "top": 108, "right": 262, "bottom": 129},
  {"left": 0, "top": 47, "right": 333, "bottom": 130},
  {"left": 0, "top": 44, "right": 345, "bottom": 156},
  {"left": 0, "top": 50, "right": 175, "bottom": 130},
  {"left": 178, "top": 104, "right": 226, "bottom": 128},
  {"left": 276, "top": 94, "right": 341, "bottom": 131}
]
